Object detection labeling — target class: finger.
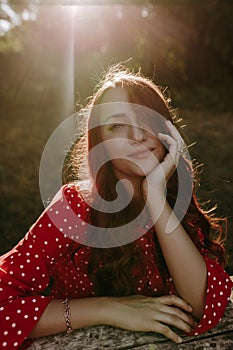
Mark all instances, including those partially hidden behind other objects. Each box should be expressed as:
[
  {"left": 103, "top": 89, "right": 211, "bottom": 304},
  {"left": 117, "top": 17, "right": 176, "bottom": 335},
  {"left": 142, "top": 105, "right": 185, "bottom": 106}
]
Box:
[
  {"left": 159, "top": 305, "right": 196, "bottom": 329},
  {"left": 152, "top": 321, "right": 183, "bottom": 343},
  {"left": 157, "top": 295, "right": 193, "bottom": 313},
  {"left": 165, "top": 121, "right": 187, "bottom": 157},
  {"left": 165, "top": 120, "right": 184, "bottom": 145},
  {"left": 158, "top": 132, "right": 179, "bottom": 156},
  {"left": 157, "top": 133, "right": 181, "bottom": 167},
  {"left": 153, "top": 311, "right": 193, "bottom": 334}
]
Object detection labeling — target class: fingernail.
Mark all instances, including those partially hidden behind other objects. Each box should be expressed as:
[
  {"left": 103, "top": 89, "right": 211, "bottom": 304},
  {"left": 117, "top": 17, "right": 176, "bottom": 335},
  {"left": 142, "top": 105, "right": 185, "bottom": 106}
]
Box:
[
  {"left": 188, "top": 305, "right": 193, "bottom": 311},
  {"left": 177, "top": 336, "right": 183, "bottom": 343}
]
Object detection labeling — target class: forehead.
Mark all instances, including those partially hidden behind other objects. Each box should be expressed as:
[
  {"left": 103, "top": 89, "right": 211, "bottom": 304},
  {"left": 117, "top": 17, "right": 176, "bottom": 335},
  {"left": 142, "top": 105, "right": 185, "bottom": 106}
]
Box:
[
  {"left": 101, "top": 86, "right": 129, "bottom": 103},
  {"left": 93, "top": 86, "right": 165, "bottom": 133},
  {"left": 99, "top": 87, "right": 135, "bottom": 122}
]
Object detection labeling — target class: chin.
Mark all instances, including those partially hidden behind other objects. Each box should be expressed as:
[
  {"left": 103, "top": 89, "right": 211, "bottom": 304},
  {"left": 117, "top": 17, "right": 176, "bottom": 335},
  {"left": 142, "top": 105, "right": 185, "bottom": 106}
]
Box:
[
  {"left": 112, "top": 158, "right": 160, "bottom": 179},
  {"left": 129, "top": 162, "right": 156, "bottom": 177}
]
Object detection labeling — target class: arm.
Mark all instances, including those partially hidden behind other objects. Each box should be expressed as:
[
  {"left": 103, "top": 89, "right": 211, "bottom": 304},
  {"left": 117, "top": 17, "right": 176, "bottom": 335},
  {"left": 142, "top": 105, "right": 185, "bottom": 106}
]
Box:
[
  {"left": 142, "top": 120, "right": 232, "bottom": 326},
  {"left": 142, "top": 120, "right": 207, "bottom": 319},
  {"left": 0, "top": 184, "right": 193, "bottom": 349},
  {"left": 29, "top": 294, "right": 196, "bottom": 344},
  {"left": 0, "top": 185, "right": 83, "bottom": 349},
  {"left": 28, "top": 297, "right": 108, "bottom": 337},
  {"left": 147, "top": 194, "right": 207, "bottom": 319}
]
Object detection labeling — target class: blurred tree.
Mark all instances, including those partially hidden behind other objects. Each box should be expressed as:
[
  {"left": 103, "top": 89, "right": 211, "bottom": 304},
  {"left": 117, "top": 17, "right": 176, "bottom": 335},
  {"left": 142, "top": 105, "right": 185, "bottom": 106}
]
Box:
[
  {"left": 0, "top": 0, "right": 38, "bottom": 52},
  {"left": 0, "top": 0, "right": 232, "bottom": 273},
  {"left": 182, "top": 1, "right": 233, "bottom": 84}
]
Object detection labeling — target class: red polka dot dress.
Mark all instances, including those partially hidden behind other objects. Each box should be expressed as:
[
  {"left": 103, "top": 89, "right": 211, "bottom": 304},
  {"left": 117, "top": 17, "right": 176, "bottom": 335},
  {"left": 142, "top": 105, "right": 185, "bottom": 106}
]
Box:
[{"left": 0, "top": 184, "right": 232, "bottom": 349}]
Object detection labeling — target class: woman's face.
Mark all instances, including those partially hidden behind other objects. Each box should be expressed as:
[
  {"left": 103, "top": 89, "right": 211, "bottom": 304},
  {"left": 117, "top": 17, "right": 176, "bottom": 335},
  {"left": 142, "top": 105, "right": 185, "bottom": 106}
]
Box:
[{"left": 99, "top": 87, "right": 167, "bottom": 181}]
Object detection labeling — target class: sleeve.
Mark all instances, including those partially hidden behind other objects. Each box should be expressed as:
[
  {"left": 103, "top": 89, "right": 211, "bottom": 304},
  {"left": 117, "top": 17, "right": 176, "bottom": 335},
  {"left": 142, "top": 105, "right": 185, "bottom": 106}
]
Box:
[
  {"left": 188, "top": 228, "right": 233, "bottom": 336},
  {"left": 0, "top": 184, "right": 87, "bottom": 350}
]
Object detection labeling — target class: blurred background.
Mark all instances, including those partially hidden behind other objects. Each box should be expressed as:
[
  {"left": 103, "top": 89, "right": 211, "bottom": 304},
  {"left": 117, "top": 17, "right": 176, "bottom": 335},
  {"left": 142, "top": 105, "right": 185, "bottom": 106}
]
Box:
[{"left": 0, "top": 0, "right": 232, "bottom": 273}]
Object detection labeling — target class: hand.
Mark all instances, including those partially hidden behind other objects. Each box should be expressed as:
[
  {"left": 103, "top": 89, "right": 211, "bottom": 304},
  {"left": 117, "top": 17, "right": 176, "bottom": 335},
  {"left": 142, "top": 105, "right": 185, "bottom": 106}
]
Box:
[
  {"left": 142, "top": 120, "right": 185, "bottom": 200},
  {"left": 104, "top": 294, "right": 196, "bottom": 343}
]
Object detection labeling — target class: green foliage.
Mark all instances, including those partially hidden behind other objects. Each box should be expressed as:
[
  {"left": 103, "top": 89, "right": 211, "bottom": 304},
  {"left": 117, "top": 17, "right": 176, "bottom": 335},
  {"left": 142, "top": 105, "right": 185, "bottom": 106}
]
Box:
[
  {"left": 0, "top": 30, "right": 22, "bottom": 53},
  {"left": 0, "top": 1, "right": 232, "bottom": 272}
]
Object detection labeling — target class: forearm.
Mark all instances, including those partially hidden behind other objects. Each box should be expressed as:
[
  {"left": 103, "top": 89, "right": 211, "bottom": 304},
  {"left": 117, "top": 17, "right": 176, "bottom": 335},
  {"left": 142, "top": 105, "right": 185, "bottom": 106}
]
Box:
[
  {"left": 29, "top": 297, "right": 110, "bottom": 338},
  {"left": 28, "top": 294, "right": 201, "bottom": 344},
  {"left": 148, "top": 195, "right": 207, "bottom": 319}
]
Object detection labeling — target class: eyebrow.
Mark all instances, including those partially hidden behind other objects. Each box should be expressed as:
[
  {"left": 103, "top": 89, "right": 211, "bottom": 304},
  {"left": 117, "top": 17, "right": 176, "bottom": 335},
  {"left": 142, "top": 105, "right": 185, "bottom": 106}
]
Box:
[{"left": 104, "top": 113, "right": 127, "bottom": 123}]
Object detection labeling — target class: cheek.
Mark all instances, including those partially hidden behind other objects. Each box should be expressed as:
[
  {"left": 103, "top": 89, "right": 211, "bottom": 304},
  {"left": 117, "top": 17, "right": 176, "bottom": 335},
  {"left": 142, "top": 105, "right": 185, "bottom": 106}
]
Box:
[
  {"left": 150, "top": 135, "right": 167, "bottom": 160},
  {"left": 111, "top": 158, "right": 143, "bottom": 177},
  {"left": 158, "top": 142, "right": 167, "bottom": 160},
  {"left": 102, "top": 139, "right": 127, "bottom": 160}
]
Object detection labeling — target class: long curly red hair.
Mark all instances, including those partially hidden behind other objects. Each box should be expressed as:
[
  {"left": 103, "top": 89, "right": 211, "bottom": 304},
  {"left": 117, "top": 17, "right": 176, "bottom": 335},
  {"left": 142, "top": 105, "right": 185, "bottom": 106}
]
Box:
[{"left": 64, "top": 64, "right": 227, "bottom": 296}]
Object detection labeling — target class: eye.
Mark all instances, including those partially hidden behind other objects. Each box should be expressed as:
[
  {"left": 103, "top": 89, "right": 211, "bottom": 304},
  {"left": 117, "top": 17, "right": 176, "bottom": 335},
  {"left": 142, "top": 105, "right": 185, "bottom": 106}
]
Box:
[{"left": 108, "top": 123, "right": 126, "bottom": 131}]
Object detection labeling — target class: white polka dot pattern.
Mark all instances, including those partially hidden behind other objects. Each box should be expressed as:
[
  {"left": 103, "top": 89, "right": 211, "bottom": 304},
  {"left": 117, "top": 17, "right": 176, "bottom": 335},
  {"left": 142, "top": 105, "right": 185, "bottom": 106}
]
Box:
[
  {"left": 188, "top": 254, "right": 233, "bottom": 336},
  {"left": 0, "top": 184, "right": 232, "bottom": 349}
]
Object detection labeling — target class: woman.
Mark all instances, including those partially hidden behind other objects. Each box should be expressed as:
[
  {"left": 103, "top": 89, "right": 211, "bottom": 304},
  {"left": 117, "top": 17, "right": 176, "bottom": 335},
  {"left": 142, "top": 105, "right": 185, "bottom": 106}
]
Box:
[{"left": 0, "top": 64, "right": 232, "bottom": 349}]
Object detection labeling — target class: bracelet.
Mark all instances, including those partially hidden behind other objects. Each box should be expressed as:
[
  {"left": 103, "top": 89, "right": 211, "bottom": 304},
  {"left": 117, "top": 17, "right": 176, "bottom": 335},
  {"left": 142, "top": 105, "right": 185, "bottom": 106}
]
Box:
[{"left": 62, "top": 298, "right": 73, "bottom": 334}]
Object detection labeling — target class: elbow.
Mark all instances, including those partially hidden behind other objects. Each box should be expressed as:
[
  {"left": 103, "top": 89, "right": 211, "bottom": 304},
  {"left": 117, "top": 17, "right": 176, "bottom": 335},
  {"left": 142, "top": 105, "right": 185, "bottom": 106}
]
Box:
[
  {"left": 190, "top": 287, "right": 207, "bottom": 321},
  {"left": 189, "top": 275, "right": 207, "bottom": 321},
  {"left": 192, "top": 304, "right": 205, "bottom": 321}
]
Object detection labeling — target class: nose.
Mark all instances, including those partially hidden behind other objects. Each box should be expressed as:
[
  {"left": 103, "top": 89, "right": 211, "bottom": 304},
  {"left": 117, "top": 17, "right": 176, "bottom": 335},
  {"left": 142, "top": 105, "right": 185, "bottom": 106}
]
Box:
[{"left": 128, "top": 125, "right": 147, "bottom": 144}]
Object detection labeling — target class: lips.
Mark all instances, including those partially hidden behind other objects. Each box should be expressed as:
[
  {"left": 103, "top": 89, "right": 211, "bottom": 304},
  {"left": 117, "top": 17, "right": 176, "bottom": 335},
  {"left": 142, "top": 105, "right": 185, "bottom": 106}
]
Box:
[{"left": 128, "top": 147, "right": 155, "bottom": 159}]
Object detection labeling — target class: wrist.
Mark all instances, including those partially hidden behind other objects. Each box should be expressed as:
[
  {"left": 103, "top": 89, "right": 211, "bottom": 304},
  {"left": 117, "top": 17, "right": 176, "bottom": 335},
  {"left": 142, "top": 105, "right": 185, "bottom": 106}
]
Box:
[
  {"left": 146, "top": 190, "right": 167, "bottom": 208},
  {"left": 142, "top": 182, "right": 166, "bottom": 202},
  {"left": 98, "top": 296, "right": 121, "bottom": 326},
  {"left": 62, "top": 298, "right": 73, "bottom": 334},
  {"left": 146, "top": 193, "right": 171, "bottom": 226},
  {"left": 69, "top": 297, "right": 114, "bottom": 329}
]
